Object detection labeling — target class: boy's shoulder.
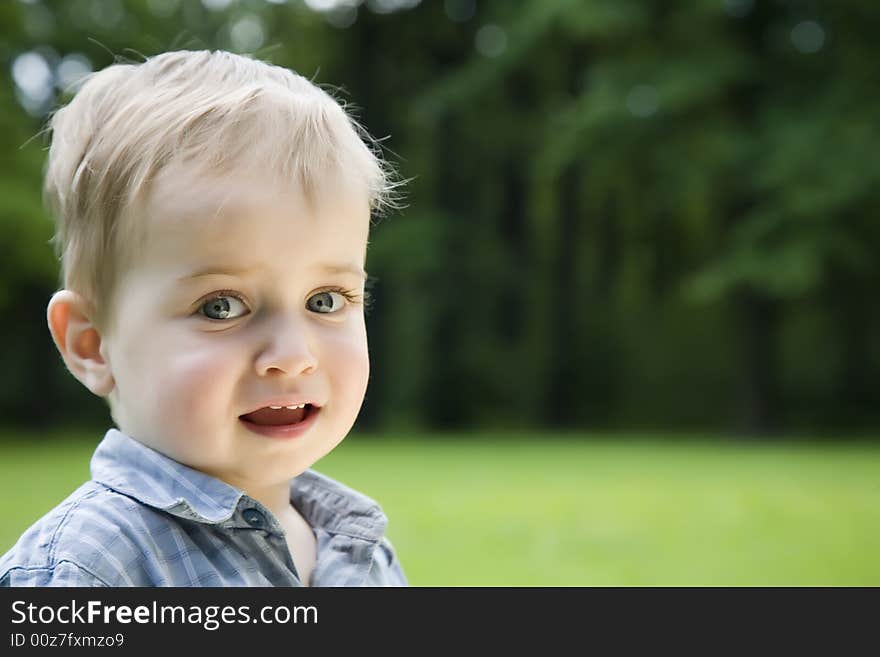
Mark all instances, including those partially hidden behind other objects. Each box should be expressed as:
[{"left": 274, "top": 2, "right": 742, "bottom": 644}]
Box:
[{"left": 0, "top": 479, "right": 167, "bottom": 587}]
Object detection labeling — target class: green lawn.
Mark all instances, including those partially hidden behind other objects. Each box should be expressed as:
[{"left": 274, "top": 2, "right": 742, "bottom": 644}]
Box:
[{"left": 1, "top": 430, "right": 879, "bottom": 585}]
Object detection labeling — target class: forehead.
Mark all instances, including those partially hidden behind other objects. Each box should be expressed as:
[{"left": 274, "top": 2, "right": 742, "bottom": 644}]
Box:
[{"left": 129, "top": 166, "right": 370, "bottom": 272}]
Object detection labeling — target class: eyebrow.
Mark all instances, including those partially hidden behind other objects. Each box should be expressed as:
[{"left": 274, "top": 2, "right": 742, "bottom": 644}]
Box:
[
  {"left": 321, "top": 264, "right": 369, "bottom": 280},
  {"left": 180, "top": 263, "right": 368, "bottom": 281}
]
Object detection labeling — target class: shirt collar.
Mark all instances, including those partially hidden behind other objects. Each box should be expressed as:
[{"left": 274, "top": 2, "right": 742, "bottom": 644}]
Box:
[{"left": 91, "top": 428, "right": 387, "bottom": 541}]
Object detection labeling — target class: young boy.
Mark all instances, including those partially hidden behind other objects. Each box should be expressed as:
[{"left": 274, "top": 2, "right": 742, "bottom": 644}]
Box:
[{"left": 0, "top": 50, "right": 406, "bottom": 586}]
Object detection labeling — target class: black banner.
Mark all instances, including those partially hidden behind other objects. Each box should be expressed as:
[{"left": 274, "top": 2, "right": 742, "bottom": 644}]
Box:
[{"left": 0, "top": 587, "right": 871, "bottom": 651}]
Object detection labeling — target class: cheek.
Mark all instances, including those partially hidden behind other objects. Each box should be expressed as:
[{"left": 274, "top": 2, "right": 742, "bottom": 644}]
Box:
[
  {"left": 162, "top": 346, "right": 235, "bottom": 412},
  {"left": 119, "top": 330, "right": 239, "bottom": 428},
  {"left": 323, "top": 322, "right": 370, "bottom": 403}
]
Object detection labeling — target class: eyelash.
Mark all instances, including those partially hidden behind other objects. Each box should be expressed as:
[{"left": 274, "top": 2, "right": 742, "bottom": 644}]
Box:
[{"left": 195, "top": 286, "right": 368, "bottom": 320}]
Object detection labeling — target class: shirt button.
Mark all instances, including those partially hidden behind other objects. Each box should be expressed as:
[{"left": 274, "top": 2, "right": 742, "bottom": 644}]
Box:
[{"left": 242, "top": 508, "right": 266, "bottom": 528}]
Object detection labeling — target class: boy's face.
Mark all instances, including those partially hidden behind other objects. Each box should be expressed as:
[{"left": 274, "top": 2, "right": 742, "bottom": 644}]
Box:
[{"left": 100, "top": 170, "right": 371, "bottom": 492}]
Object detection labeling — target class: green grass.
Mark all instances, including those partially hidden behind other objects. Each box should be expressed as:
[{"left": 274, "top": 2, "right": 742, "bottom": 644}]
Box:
[{"left": 2, "top": 430, "right": 879, "bottom": 585}]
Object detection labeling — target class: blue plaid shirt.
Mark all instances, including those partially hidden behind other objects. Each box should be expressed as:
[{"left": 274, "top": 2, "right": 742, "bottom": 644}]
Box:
[{"left": 0, "top": 429, "right": 406, "bottom": 587}]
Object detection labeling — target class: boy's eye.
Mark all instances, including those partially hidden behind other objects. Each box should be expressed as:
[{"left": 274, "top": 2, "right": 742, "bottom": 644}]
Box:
[
  {"left": 307, "top": 291, "right": 346, "bottom": 314},
  {"left": 199, "top": 294, "right": 249, "bottom": 321},
  {"left": 197, "top": 289, "right": 353, "bottom": 320}
]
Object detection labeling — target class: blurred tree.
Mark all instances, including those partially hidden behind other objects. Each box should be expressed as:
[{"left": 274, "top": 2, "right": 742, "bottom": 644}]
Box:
[
  {"left": 0, "top": 0, "right": 878, "bottom": 435},
  {"left": 413, "top": 0, "right": 880, "bottom": 433}
]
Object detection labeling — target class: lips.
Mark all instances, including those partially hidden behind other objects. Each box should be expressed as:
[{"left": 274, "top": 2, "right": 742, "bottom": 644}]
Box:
[{"left": 241, "top": 405, "right": 312, "bottom": 426}]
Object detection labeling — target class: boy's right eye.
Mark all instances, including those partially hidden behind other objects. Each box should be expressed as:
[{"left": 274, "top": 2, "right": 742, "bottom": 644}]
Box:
[{"left": 198, "top": 292, "right": 249, "bottom": 321}]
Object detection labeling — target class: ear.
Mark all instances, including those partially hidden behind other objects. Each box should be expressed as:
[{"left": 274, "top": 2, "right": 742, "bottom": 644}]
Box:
[{"left": 46, "top": 290, "right": 115, "bottom": 397}]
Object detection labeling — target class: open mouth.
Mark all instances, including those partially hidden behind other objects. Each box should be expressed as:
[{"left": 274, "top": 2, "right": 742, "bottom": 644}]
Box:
[{"left": 239, "top": 404, "right": 317, "bottom": 426}]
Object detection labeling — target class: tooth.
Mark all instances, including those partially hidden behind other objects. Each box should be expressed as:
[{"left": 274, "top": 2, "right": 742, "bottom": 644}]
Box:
[
  {"left": 285, "top": 404, "right": 304, "bottom": 410},
  {"left": 269, "top": 406, "right": 283, "bottom": 410}
]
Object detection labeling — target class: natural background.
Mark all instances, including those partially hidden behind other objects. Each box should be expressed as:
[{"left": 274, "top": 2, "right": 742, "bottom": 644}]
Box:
[{"left": 1, "top": 0, "right": 878, "bottom": 585}]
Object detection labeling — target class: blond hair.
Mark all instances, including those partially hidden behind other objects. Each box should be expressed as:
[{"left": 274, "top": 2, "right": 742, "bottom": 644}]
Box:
[{"left": 43, "top": 49, "right": 399, "bottom": 333}]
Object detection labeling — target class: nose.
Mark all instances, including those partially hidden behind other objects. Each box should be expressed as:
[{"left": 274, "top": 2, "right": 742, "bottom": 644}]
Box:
[{"left": 254, "top": 314, "right": 318, "bottom": 377}]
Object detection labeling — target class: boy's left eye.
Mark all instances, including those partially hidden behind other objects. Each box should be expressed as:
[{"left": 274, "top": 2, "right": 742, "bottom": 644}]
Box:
[{"left": 306, "top": 291, "right": 347, "bottom": 314}]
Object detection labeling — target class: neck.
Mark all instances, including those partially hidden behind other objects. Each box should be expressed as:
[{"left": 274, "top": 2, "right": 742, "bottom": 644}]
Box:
[{"left": 234, "top": 479, "right": 293, "bottom": 518}]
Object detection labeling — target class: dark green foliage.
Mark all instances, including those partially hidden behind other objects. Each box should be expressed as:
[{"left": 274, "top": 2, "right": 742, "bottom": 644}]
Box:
[{"left": 0, "top": 0, "right": 877, "bottom": 434}]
